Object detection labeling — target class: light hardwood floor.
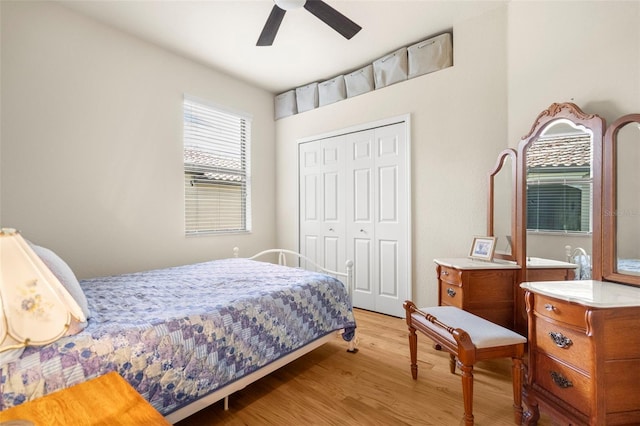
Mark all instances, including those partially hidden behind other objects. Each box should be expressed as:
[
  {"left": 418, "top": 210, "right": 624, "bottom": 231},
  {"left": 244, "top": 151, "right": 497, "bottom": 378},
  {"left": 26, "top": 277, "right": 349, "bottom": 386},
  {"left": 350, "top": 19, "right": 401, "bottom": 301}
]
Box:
[{"left": 176, "top": 309, "right": 551, "bottom": 425}]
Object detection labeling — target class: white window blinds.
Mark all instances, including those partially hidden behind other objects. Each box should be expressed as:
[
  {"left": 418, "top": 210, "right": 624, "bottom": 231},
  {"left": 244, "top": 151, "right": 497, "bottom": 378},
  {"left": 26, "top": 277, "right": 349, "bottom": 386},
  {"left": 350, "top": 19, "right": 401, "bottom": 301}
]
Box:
[
  {"left": 183, "top": 97, "right": 251, "bottom": 235},
  {"left": 526, "top": 134, "right": 592, "bottom": 234}
]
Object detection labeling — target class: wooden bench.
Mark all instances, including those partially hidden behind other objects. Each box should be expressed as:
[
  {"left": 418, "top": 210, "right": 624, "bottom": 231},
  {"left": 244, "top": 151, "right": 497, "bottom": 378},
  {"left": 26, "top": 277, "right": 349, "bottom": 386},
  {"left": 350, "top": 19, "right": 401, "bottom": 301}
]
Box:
[{"left": 403, "top": 301, "right": 526, "bottom": 426}]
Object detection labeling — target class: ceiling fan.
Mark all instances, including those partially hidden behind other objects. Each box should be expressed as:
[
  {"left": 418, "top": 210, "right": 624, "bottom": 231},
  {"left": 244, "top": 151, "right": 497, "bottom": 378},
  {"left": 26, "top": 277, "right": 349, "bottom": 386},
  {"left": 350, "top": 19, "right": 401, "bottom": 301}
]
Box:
[{"left": 257, "top": 0, "right": 362, "bottom": 46}]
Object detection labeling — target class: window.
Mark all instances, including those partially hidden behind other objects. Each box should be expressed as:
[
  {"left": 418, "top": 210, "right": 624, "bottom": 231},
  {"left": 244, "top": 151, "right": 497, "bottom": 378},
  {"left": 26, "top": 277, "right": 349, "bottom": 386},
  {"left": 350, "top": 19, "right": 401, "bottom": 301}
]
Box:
[
  {"left": 183, "top": 96, "right": 251, "bottom": 235},
  {"left": 526, "top": 133, "right": 591, "bottom": 233}
]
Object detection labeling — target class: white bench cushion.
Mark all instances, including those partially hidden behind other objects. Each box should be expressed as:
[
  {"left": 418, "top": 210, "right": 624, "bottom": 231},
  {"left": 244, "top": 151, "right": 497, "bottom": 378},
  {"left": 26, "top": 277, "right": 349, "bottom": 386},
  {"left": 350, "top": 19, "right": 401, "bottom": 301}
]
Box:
[{"left": 412, "top": 306, "right": 526, "bottom": 349}]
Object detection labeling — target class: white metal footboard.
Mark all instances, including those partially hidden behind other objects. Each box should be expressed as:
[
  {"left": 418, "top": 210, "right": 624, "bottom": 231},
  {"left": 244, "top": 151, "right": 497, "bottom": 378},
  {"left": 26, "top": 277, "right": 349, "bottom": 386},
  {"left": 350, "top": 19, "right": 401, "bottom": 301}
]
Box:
[
  {"left": 234, "top": 247, "right": 358, "bottom": 354},
  {"left": 233, "top": 247, "right": 354, "bottom": 298},
  {"left": 165, "top": 249, "right": 357, "bottom": 423}
]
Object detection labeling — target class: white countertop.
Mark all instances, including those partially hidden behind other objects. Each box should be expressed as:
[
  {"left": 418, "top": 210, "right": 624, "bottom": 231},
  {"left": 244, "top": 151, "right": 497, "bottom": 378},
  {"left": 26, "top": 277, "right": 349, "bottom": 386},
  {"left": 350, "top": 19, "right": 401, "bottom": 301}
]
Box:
[
  {"left": 525, "top": 257, "right": 577, "bottom": 269},
  {"left": 434, "top": 257, "right": 577, "bottom": 270},
  {"left": 434, "top": 258, "right": 520, "bottom": 270},
  {"left": 520, "top": 280, "right": 640, "bottom": 308}
]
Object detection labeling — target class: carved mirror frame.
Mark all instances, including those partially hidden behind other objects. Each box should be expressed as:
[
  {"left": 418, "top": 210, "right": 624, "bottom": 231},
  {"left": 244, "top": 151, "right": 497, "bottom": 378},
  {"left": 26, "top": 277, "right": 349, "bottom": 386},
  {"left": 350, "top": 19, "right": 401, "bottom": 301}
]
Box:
[
  {"left": 487, "top": 148, "right": 517, "bottom": 261},
  {"left": 515, "top": 102, "right": 605, "bottom": 279},
  {"left": 603, "top": 113, "right": 640, "bottom": 286}
]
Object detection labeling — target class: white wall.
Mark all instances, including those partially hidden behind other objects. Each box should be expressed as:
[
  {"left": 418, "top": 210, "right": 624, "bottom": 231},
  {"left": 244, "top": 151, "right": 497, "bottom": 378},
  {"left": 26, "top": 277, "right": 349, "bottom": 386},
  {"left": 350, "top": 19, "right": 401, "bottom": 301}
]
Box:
[
  {"left": 508, "top": 1, "right": 640, "bottom": 139},
  {"left": 275, "top": 6, "right": 509, "bottom": 309},
  {"left": 2, "top": 1, "right": 638, "bottom": 308},
  {"left": 508, "top": 1, "right": 640, "bottom": 263},
  {"left": 275, "top": 1, "right": 640, "bottom": 310},
  {"left": 0, "top": 1, "right": 276, "bottom": 279}
]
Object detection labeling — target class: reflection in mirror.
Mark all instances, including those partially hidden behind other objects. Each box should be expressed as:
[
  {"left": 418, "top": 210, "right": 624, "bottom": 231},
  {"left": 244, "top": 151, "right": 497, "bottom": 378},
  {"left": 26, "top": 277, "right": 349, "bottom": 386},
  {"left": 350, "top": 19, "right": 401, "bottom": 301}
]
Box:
[
  {"left": 614, "top": 121, "right": 640, "bottom": 276},
  {"left": 488, "top": 149, "right": 516, "bottom": 261},
  {"left": 525, "top": 119, "right": 593, "bottom": 264},
  {"left": 604, "top": 114, "right": 640, "bottom": 286},
  {"left": 516, "top": 103, "right": 604, "bottom": 281}
]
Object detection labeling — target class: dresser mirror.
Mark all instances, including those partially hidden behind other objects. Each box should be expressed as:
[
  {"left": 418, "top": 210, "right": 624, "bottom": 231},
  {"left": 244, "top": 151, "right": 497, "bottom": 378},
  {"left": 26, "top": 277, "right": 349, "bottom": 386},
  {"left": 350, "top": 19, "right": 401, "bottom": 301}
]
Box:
[
  {"left": 516, "top": 103, "right": 605, "bottom": 278},
  {"left": 603, "top": 114, "right": 640, "bottom": 286},
  {"left": 487, "top": 148, "right": 517, "bottom": 261}
]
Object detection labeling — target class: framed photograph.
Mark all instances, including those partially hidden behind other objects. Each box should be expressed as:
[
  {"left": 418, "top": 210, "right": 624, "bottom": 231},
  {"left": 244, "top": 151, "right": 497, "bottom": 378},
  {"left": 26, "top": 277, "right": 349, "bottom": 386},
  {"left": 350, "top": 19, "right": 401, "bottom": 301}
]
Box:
[{"left": 469, "top": 236, "right": 497, "bottom": 261}]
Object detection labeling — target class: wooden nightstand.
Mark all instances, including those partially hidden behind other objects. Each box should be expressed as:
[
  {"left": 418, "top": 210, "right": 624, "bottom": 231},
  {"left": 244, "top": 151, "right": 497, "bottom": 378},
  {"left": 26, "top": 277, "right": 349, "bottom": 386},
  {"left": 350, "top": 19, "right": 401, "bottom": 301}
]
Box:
[
  {"left": 434, "top": 258, "right": 520, "bottom": 330},
  {"left": 0, "top": 372, "right": 170, "bottom": 425}
]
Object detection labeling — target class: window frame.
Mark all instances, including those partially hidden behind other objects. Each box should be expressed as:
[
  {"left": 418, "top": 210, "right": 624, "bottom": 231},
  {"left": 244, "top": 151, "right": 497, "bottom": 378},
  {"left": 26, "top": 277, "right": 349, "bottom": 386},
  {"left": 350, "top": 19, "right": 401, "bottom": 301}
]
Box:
[{"left": 183, "top": 95, "right": 252, "bottom": 236}]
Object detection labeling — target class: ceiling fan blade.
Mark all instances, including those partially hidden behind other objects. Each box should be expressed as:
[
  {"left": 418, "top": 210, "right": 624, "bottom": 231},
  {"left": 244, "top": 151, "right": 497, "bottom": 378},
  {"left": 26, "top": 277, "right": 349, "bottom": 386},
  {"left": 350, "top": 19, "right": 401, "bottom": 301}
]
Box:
[
  {"left": 303, "top": 0, "right": 361, "bottom": 40},
  {"left": 257, "top": 5, "right": 286, "bottom": 46}
]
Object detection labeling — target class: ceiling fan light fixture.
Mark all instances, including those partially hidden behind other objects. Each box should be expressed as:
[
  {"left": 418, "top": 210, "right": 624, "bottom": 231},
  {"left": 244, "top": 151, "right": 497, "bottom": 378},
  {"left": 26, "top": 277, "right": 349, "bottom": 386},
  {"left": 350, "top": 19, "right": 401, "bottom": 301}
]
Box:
[
  {"left": 274, "top": 0, "right": 306, "bottom": 11},
  {"left": 258, "top": 0, "right": 361, "bottom": 46}
]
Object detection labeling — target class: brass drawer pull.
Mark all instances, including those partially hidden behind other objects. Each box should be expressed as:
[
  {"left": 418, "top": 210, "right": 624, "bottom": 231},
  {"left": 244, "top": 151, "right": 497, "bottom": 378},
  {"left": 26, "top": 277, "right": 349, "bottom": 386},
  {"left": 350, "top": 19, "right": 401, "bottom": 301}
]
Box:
[
  {"left": 549, "top": 331, "right": 573, "bottom": 349},
  {"left": 447, "top": 288, "right": 456, "bottom": 297},
  {"left": 550, "top": 371, "right": 573, "bottom": 388},
  {"left": 544, "top": 303, "right": 556, "bottom": 312}
]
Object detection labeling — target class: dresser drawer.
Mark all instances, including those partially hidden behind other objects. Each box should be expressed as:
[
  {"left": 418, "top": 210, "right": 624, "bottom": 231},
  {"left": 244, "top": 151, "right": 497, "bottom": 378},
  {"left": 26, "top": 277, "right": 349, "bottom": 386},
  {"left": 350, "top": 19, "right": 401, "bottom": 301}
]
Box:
[
  {"left": 534, "top": 295, "right": 587, "bottom": 329},
  {"left": 535, "top": 318, "right": 592, "bottom": 371},
  {"left": 438, "top": 265, "right": 462, "bottom": 286},
  {"left": 535, "top": 352, "right": 592, "bottom": 416},
  {"left": 440, "top": 283, "right": 463, "bottom": 308}
]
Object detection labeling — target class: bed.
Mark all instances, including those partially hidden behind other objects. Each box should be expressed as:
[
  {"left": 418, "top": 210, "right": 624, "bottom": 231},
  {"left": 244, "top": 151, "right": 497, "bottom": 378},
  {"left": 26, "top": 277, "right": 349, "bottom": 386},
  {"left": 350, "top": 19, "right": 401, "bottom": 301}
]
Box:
[
  {"left": 565, "top": 246, "right": 592, "bottom": 280},
  {"left": 618, "top": 259, "right": 640, "bottom": 276},
  {"left": 0, "top": 247, "right": 357, "bottom": 423}
]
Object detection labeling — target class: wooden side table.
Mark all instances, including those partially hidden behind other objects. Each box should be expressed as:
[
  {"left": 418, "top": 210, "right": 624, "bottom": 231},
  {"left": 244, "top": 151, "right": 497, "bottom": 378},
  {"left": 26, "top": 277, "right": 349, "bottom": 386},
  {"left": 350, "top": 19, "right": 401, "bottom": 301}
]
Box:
[
  {"left": 0, "top": 372, "right": 170, "bottom": 425},
  {"left": 434, "top": 258, "right": 519, "bottom": 330}
]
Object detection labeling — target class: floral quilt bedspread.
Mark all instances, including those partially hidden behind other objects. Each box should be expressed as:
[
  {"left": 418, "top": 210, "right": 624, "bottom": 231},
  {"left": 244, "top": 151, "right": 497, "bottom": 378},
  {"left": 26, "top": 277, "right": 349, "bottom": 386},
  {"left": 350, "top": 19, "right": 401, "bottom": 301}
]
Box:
[{"left": 0, "top": 258, "right": 356, "bottom": 416}]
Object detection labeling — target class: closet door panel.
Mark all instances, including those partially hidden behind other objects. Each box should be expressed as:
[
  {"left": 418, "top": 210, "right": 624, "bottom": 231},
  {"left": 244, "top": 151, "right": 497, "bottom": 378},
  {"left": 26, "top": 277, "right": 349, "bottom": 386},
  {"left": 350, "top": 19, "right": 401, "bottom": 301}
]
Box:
[
  {"left": 378, "top": 165, "right": 398, "bottom": 222},
  {"left": 324, "top": 236, "right": 341, "bottom": 273},
  {"left": 299, "top": 142, "right": 322, "bottom": 270},
  {"left": 379, "top": 240, "right": 399, "bottom": 297},
  {"left": 323, "top": 172, "right": 340, "bottom": 221},
  {"left": 303, "top": 175, "right": 319, "bottom": 221},
  {"left": 321, "top": 137, "right": 346, "bottom": 269},
  {"left": 322, "top": 144, "right": 341, "bottom": 224},
  {"left": 353, "top": 237, "right": 374, "bottom": 309},
  {"left": 299, "top": 136, "right": 346, "bottom": 272},
  {"left": 353, "top": 169, "right": 372, "bottom": 221},
  {"left": 300, "top": 119, "right": 410, "bottom": 318},
  {"left": 373, "top": 124, "right": 409, "bottom": 316},
  {"left": 347, "top": 130, "right": 376, "bottom": 311},
  {"left": 301, "top": 235, "right": 319, "bottom": 271}
]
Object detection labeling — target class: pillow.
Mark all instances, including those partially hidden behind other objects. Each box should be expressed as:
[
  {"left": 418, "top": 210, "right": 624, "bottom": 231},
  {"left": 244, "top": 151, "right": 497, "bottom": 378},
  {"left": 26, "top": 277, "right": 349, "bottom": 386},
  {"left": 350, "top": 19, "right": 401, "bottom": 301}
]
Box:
[
  {"left": 0, "top": 347, "right": 24, "bottom": 366},
  {"left": 30, "top": 243, "right": 90, "bottom": 321}
]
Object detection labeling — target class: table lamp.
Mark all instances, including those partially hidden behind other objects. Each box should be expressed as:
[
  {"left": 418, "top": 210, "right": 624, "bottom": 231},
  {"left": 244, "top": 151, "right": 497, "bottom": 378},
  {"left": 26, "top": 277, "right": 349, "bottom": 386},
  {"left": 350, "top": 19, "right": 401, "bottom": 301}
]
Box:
[{"left": 0, "top": 228, "right": 86, "bottom": 364}]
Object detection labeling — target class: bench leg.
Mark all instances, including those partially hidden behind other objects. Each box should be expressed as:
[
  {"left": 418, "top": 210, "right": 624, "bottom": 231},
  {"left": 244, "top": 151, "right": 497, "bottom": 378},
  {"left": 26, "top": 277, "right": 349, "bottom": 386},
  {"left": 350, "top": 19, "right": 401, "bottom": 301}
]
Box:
[
  {"left": 408, "top": 326, "right": 418, "bottom": 380},
  {"left": 460, "top": 362, "right": 474, "bottom": 426},
  {"left": 449, "top": 353, "right": 457, "bottom": 374},
  {"left": 511, "top": 356, "right": 524, "bottom": 425}
]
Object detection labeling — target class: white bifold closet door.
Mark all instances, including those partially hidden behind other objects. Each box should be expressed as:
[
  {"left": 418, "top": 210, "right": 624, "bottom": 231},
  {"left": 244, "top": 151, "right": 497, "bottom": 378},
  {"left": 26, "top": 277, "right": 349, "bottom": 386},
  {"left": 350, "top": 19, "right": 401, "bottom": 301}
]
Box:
[
  {"left": 298, "top": 121, "right": 410, "bottom": 317},
  {"left": 298, "top": 135, "right": 346, "bottom": 273}
]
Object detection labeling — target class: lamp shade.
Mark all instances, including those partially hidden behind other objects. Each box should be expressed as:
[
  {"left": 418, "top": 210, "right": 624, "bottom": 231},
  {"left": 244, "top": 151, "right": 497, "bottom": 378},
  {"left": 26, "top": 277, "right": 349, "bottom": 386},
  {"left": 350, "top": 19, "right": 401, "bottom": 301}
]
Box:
[
  {"left": 0, "top": 229, "right": 86, "bottom": 362},
  {"left": 274, "top": 0, "right": 306, "bottom": 11}
]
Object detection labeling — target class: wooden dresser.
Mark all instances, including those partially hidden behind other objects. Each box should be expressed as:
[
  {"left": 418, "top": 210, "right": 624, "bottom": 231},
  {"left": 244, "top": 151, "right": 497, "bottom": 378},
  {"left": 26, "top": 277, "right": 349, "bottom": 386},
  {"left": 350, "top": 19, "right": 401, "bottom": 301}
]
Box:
[
  {"left": 514, "top": 257, "right": 577, "bottom": 334},
  {"left": 434, "top": 258, "right": 520, "bottom": 330},
  {"left": 522, "top": 280, "right": 640, "bottom": 425}
]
